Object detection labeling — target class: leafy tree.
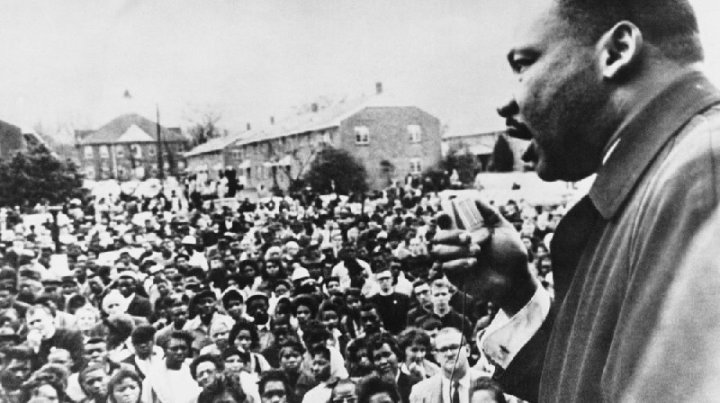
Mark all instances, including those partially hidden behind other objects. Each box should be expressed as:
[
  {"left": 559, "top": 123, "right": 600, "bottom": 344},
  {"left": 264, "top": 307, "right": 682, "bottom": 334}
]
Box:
[
  {"left": 302, "top": 147, "right": 368, "bottom": 195},
  {"left": 0, "top": 144, "right": 85, "bottom": 206},
  {"left": 437, "top": 144, "right": 481, "bottom": 186},
  {"left": 490, "top": 134, "right": 515, "bottom": 172}
]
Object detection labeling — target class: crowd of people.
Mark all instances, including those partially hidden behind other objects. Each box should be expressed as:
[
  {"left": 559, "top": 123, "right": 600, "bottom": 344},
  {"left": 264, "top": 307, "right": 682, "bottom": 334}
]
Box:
[{"left": 0, "top": 182, "right": 564, "bottom": 403}]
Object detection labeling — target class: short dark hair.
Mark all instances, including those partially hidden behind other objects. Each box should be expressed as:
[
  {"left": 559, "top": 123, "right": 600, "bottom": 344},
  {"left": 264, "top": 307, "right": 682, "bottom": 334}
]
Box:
[
  {"left": 197, "top": 374, "right": 246, "bottom": 403},
  {"left": 357, "top": 375, "right": 400, "bottom": 403},
  {"left": 168, "top": 330, "right": 194, "bottom": 349},
  {"left": 309, "top": 345, "right": 331, "bottom": 362},
  {"left": 228, "top": 320, "right": 260, "bottom": 350},
  {"left": 131, "top": 325, "right": 156, "bottom": 345},
  {"left": 189, "top": 354, "right": 224, "bottom": 380},
  {"left": 397, "top": 328, "right": 432, "bottom": 353},
  {"left": 556, "top": 0, "right": 703, "bottom": 63},
  {"left": 258, "top": 369, "right": 293, "bottom": 399},
  {"left": 470, "top": 377, "right": 508, "bottom": 403},
  {"left": 367, "top": 333, "right": 403, "bottom": 361}
]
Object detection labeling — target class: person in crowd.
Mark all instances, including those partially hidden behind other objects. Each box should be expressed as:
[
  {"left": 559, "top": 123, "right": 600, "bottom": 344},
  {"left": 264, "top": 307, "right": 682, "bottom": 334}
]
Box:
[
  {"left": 406, "top": 281, "right": 432, "bottom": 327},
  {"left": 154, "top": 296, "right": 189, "bottom": 348},
  {"left": 330, "top": 379, "right": 358, "bottom": 403},
  {"left": 106, "top": 368, "right": 143, "bottom": 403},
  {"left": 77, "top": 363, "right": 109, "bottom": 403},
  {"left": 409, "top": 327, "right": 479, "bottom": 403},
  {"left": 25, "top": 304, "right": 84, "bottom": 372},
  {"left": 258, "top": 370, "right": 294, "bottom": 403},
  {"left": 0, "top": 346, "right": 35, "bottom": 403},
  {"left": 228, "top": 320, "right": 272, "bottom": 375},
  {"left": 122, "top": 325, "right": 163, "bottom": 379},
  {"left": 369, "top": 265, "right": 410, "bottom": 335},
  {"left": 397, "top": 328, "right": 439, "bottom": 380},
  {"left": 469, "top": 378, "right": 507, "bottom": 403},
  {"left": 367, "top": 333, "right": 419, "bottom": 403},
  {"left": 190, "top": 354, "right": 224, "bottom": 390},
  {"left": 115, "top": 271, "right": 152, "bottom": 319},
  {"left": 197, "top": 374, "right": 248, "bottom": 403},
  {"left": 142, "top": 330, "right": 201, "bottom": 403},
  {"left": 357, "top": 375, "right": 401, "bottom": 403},
  {"left": 301, "top": 345, "right": 336, "bottom": 403},
  {"left": 414, "top": 280, "right": 471, "bottom": 341}
]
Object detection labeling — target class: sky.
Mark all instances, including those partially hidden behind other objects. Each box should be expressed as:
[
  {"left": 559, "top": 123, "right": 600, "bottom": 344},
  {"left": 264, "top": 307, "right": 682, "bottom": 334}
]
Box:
[{"left": 0, "top": 0, "right": 718, "bottom": 141}]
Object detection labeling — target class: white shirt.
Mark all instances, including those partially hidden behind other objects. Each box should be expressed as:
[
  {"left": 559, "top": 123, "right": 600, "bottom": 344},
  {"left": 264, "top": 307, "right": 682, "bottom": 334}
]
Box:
[
  {"left": 480, "top": 286, "right": 551, "bottom": 369},
  {"left": 440, "top": 372, "right": 471, "bottom": 403},
  {"left": 302, "top": 382, "right": 332, "bottom": 403}
]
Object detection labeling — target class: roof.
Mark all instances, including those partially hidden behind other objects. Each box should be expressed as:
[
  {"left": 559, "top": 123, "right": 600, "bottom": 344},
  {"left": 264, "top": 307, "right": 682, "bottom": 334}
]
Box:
[
  {"left": 77, "top": 113, "right": 187, "bottom": 145},
  {"left": 184, "top": 130, "right": 251, "bottom": 157},
  {"left": 230, "top": 92, "right": 418, "bottom": 148}
]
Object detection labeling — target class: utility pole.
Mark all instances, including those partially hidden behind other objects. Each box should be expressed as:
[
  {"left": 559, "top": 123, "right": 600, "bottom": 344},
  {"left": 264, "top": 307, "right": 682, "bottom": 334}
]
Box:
[{"left": 156, "top": 104, "right": 165, "bottom": 180}]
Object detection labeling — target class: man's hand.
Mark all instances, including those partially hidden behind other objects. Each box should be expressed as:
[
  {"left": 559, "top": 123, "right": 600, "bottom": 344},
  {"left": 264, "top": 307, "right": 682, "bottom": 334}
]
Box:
[{"left": 431, "top": 196, "right": 538, "bottom": 316}]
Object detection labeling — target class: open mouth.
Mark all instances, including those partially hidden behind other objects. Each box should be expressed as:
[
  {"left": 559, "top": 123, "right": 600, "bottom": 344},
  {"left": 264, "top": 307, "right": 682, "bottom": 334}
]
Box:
[{"left": 505, "top": 118, "right": 533, "bottom": 140}]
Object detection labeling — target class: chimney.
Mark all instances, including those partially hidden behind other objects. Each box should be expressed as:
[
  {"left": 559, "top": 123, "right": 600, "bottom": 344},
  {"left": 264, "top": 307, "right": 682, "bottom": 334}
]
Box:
[
  {"left": 246, "top": 123, "right": 251, "bottom": 131},
  {"left": 375, "top": 82, "right": 383, "bottom": 94},
  {"left": 270, "top": 116, "right": 275, "bottom": 125},
  {"left": 311, "top": 103, "right": 319, "bottom": 113}
]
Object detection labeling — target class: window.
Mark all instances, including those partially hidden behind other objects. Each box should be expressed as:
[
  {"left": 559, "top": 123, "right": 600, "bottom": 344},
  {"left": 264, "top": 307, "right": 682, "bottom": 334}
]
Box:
[
  {"left": 116, "top": 146, "right": 125, "bottom": 159},
  {"left": 410, "top": 159, "right": 422, "bottom": 174},
  {"left": 408, "top": 124, "right": 422, "bottom": 143},
  {"left": 354, "top": 126, "right": 370, "bottom": 144},
  {"left": 99, "top": 145, "right": 109, "bottom": 159},
  {"left": 84, "top": 146, "right": 94, "bottom": 159},
  {"left": 84, "top": 166, "right": 95, "bottom": 178},
  {"left": 130, "top": 144, "right": 142, "bottom": 159}
]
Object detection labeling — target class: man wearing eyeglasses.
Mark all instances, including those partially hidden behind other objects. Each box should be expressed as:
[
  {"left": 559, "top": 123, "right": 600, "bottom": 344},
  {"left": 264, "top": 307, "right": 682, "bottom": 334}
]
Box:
[{"left": 409, "top": 327, "right": 480, "bottom": 403}]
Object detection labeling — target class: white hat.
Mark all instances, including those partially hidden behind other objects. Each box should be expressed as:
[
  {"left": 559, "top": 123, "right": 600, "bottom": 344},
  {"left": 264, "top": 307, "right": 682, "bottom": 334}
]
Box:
[
  {"left": 291, "top": 266, "right": 310, "bottom": 282},
  {"left": 181, "top": 235, "right": 196, "bottom": 245}
]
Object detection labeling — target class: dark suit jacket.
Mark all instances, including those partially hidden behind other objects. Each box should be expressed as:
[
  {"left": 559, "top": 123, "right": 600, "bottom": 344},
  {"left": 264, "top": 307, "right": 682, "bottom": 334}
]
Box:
[
  {"left": 127, "top": 295, "right": 153, "bottom": 319},
  {"left": 397, "top": 371, "right": 421, "bottom": 403}
]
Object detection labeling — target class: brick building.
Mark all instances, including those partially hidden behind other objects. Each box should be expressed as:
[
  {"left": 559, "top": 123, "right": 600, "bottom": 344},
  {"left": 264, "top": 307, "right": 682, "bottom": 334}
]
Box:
[
  {"left": 185, "top": 84, "right": 442, "bottom": 191},
  {"left": 75, "top": 113, "right": 189, "bottom": 180}
]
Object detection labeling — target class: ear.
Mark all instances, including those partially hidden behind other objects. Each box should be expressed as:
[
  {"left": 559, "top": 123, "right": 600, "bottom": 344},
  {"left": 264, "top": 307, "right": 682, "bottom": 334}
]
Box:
[{"left": 597, "top": 21, "right": 643, "bottom": 80}]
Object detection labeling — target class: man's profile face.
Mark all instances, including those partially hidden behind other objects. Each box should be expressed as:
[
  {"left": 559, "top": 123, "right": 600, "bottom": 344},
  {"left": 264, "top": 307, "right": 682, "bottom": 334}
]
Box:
[{"left": 501, "top": 0, "right": 613, "bottom": 181}]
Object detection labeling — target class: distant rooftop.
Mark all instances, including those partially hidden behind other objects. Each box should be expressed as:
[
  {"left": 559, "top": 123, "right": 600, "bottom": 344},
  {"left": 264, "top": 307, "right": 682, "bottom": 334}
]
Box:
[{"left": 76, "top": 113, "right": 187, "bottom": 145}]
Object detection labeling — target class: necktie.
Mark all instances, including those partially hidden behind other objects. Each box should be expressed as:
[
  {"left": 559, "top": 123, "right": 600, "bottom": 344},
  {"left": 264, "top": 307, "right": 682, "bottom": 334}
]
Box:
[{"left": 452, "top": 381, "right": 460, "bottom": 403}]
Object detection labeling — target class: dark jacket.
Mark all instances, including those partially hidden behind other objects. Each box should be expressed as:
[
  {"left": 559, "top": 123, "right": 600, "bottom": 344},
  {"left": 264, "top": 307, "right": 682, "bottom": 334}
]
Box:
[{"left": 497, "top": 73, "right": 720, "bottom": 402}]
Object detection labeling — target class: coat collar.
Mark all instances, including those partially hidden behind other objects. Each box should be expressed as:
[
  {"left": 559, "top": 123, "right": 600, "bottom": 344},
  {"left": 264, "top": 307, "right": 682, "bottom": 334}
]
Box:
[{"left": 589, "top": 71, "right": 720, "bottom": 219}]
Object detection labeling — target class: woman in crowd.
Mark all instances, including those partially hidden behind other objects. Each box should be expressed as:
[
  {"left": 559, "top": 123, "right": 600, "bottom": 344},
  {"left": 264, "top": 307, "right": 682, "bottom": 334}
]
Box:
[{"left": 106, "top": 368, "right": 143, "bottom": 403}]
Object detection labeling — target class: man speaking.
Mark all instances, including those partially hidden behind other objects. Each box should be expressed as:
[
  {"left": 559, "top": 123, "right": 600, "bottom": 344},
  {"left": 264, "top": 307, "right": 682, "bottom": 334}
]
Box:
[{"left": 433, "top": 0, "right": 720, "bottom": 401}]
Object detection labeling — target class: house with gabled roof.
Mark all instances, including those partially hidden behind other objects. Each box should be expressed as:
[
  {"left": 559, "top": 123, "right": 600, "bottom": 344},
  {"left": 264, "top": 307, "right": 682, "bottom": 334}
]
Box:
[
  {"left": 75, "top": 113, "right": 189, "bottom": 181},
  {"left": 185, "top": 82, "right": 442, "bottom": 192}
]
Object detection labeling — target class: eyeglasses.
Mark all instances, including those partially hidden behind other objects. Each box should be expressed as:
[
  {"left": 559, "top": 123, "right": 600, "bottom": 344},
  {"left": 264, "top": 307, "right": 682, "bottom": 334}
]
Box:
[
  {"left": 332, "top": 397, "right": 358, "bottom": 403},
  {"left": 435, "top": 344, "right": 462, "bottom": 354},
  {"left": 262, "top": 391, "right": 287, "bottom": 399}
]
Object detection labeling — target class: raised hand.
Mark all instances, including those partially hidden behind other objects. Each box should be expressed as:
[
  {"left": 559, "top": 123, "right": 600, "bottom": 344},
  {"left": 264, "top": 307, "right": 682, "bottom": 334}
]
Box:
[{"left": 431, "top": 195, "right": 538, "bottom": 316}]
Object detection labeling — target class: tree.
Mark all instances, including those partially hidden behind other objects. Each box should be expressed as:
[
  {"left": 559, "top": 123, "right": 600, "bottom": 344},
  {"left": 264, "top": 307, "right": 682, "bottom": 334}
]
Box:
[
  {"left": 186, "top": 110, "right": 227, "bottom": 146},
  {"left": 302, "top": 147, "right": 368, "bottom": 195},
  {"left": 490, "top": 134, "right": 515, "bottom": 172},
  {"left": 437, "top": 143, "right": 481, "bottom": 186},
  {"left": 0, "top": 144, "right": 85, "bottom": 206}
]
